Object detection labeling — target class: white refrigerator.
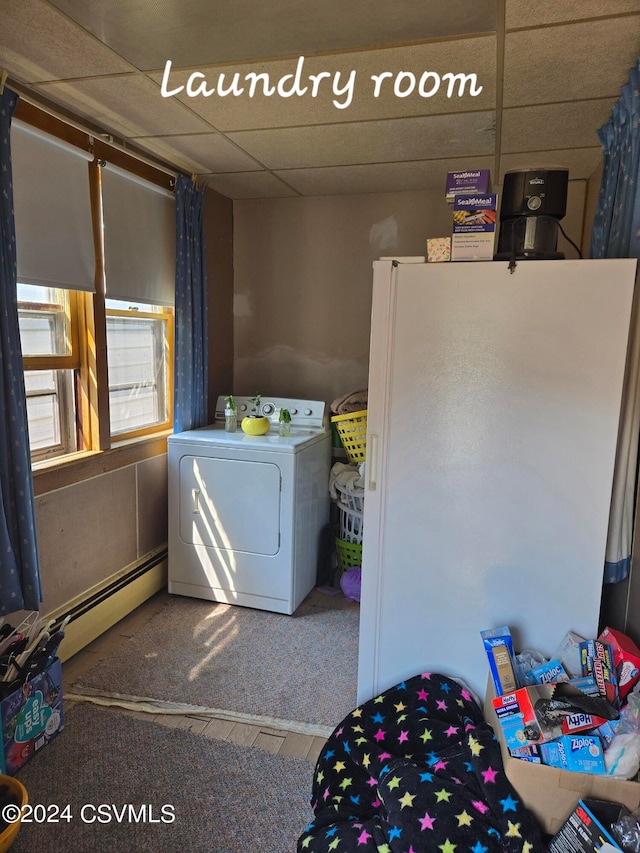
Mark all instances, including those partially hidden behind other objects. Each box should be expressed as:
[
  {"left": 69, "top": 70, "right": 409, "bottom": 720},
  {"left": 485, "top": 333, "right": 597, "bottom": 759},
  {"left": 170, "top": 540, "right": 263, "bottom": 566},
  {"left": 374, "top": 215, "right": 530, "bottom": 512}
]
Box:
[{"left": 358, "top": 258, "right": 638, "bottom": 703}]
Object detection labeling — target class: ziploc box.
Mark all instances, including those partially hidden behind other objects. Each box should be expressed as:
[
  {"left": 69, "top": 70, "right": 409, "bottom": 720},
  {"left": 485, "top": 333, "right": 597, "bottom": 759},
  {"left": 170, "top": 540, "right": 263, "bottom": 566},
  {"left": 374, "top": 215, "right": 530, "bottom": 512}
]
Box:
[
  {"left": 528, "top": 659, "right": 569, "bottom": 686},
  {"left": 445, "top": 169, "right": 490, "bottom": 203},
  {"left": 539, "top": 735, "right": 606, "bottom": 775},
  {"left": 0, "top": 658, "right": 64, "bottom": 775},
  {"left": 451, "top": 194, "right": 498, "bottom": 261},
  {"left": 481, "top": 626, "right": 518, "bottom": 696}
]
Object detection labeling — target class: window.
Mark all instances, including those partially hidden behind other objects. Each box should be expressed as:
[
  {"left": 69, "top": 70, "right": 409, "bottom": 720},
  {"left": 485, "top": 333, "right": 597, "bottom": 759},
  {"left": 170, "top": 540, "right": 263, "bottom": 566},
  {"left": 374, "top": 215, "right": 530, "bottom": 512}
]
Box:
[
  {"left": 18, "top": 288, "right": 174, "bottom": 457},
  {"left": 106, "top": 300, "right": 173, "bottom": 439},
  {"left": 18, "top": 285, "right": 80, "bottom": 461},
  {"left": 12, "top": 115, "right": 176, "bottom": 466}
]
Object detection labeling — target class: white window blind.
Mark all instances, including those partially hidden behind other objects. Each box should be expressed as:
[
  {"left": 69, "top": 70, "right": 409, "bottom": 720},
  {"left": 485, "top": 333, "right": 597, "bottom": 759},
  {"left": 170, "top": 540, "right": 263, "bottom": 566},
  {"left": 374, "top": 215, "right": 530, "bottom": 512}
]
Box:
[
  {"left": 101, "top": 163, "right": 175, "bottom": 307},
  {"left": 11, "top": 120, "right": 95, "bottom": 292}
]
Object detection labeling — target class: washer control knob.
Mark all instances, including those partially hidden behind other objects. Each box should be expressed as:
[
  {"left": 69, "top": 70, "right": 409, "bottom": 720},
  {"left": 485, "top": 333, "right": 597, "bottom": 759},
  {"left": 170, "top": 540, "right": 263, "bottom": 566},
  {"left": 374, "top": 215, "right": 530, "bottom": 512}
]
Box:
[
  {"left": 240, "top": 403, "right": 248, "bottom": 412},
  {"left": 304, "top": 408, "right": 312, "bottom": 416},
  {"left": 290, "top": 408, "right": 298, "bottom": 415},
  {"left": 262, "top": 403, "right": 275, "bottom": 415}
]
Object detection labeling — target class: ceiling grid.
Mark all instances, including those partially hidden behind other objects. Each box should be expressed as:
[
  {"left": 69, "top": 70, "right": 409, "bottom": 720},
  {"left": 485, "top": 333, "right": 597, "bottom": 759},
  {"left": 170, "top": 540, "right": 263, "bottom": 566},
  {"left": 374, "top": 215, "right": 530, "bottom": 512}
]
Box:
[{"left": 0, "top": 0, "right": 637, "bottom": 198}]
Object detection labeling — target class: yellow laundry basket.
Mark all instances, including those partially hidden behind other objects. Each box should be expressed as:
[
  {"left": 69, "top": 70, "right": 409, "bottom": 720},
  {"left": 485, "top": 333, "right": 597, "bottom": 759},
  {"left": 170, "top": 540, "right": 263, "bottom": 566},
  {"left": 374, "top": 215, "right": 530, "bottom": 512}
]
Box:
[{"left": 331, "top": 410, "right": 367, "bottom": 463}]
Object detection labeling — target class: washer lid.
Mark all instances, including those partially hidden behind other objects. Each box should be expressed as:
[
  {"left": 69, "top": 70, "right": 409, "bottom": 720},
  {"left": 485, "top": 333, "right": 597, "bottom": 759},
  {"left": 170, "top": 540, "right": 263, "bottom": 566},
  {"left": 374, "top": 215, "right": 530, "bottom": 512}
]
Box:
[{"left": 169, "top": 423, "right": 327, "bottom": 452}]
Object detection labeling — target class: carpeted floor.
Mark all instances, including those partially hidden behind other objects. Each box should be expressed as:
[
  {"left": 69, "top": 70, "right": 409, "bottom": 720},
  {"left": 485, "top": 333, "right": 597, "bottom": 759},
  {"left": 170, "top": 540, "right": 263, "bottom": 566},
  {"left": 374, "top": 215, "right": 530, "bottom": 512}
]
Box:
[
  {"left": 13, "top": 703, "right": 314, "bottom": 853},
  {"left": 72, "top": 597, "right": 359, "bottom": 731}
]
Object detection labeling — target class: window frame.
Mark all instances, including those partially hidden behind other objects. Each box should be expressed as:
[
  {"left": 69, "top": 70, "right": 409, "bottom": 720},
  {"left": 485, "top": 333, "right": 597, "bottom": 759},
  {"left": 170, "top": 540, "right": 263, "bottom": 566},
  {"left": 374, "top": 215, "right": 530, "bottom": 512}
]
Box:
[
  {"left": 20, "top": 287, "right": 80, "bottom": 371},
  {"left": 20, "top": 288, "right": 82, "bottom": 462},
  {"left": 105, "top": 304, "right": 174, "bottom": 442}
]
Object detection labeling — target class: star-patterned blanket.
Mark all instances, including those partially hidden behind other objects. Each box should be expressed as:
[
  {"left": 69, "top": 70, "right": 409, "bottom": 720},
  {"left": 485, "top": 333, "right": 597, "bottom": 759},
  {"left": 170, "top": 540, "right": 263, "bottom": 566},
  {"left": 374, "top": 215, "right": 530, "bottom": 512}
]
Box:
[{"left": 298, "top": 672, "right": 548, "bottom": 853}]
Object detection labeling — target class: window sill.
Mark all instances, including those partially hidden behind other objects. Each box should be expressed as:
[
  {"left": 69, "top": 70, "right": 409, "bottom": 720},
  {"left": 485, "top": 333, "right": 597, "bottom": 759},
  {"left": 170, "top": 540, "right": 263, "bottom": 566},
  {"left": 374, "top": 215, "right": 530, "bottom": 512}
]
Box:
[
  {"left": 32, "top": 432, "right": 171, "bottom": 496},
  {"left": 109, "top": 428, "right": 172, "bottom": 450}
]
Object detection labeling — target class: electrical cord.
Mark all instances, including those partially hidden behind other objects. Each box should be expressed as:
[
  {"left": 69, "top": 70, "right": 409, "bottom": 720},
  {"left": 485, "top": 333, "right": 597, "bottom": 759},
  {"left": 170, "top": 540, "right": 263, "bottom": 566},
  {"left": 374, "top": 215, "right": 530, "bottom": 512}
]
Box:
[{"left": 557, "top": 220, "right": 583, "bottom": 258}]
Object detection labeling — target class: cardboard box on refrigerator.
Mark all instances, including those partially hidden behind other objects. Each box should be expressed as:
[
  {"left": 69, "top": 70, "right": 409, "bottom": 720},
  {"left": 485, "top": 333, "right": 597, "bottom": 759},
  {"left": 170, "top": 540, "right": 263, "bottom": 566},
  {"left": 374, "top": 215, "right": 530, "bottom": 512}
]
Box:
[
  {"left": 0, "top": 658, "right": 64, "bottom": 775},
  {"left": 445, "top": 169, "right": 491, "bottom": 203},
  {"left": 451, "top": 194, "right": 498, "bottom": 261},
  {"left": 484, "top": 678, "right": 640, "bottom": 835}
]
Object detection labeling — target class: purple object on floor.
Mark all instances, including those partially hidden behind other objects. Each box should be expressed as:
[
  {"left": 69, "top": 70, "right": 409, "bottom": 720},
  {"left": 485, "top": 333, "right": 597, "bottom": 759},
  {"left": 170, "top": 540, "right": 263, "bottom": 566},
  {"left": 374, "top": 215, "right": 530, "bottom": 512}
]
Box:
[{"left": 340, "top": 567, "right": 361, "bottom": 602}]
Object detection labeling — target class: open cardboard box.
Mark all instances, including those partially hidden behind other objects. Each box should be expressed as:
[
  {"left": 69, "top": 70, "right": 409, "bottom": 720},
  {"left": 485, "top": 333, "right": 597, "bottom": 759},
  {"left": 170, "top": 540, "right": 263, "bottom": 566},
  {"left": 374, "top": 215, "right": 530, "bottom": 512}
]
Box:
[{"left": 484, "top": 678, "right": 640, "bottom": 835}]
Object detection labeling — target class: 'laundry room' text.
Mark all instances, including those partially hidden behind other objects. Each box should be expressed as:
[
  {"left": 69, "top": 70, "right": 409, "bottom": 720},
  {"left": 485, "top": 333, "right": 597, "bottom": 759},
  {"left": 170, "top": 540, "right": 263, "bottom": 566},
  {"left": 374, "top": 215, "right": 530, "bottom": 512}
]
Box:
[{"left": 160, "top": 57, "right": 483, "bottom": 110}]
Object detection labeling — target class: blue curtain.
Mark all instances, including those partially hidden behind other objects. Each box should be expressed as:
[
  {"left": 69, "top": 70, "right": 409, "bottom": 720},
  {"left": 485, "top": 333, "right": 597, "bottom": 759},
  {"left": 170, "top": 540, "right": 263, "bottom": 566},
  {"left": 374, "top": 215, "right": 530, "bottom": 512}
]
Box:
[
  {"left": 591, "top": 55, "right": 640, "bottom": 260},
  {"left": 590, "top": 56, "right": 640, "bottom": 583},
  {"left": 174, "top": 175, "right": 208, "bottom": 433},
  {"left": 0, "top": 88, "right": 42, "bottom": 613}
]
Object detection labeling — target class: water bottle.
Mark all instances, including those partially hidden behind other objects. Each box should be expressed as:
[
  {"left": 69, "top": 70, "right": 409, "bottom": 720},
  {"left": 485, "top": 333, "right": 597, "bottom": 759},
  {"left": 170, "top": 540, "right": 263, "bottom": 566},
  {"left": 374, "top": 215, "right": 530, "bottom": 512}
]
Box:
[{"left": 225, "top": 405, "right": 237, "bottom": 432}]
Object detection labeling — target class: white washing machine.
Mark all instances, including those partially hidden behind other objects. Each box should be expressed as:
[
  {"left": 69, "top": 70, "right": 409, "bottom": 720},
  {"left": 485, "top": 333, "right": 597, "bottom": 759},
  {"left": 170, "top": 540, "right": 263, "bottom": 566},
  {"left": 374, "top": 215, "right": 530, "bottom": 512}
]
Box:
[{"left": 168, "top": 396, "right": 331, "bottom": 614}]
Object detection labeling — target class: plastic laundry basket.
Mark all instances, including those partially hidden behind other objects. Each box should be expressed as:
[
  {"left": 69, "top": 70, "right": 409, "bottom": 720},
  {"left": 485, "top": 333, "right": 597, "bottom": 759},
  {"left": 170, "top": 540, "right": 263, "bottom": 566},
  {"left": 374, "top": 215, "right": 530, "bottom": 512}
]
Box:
[
  {"left": 334, "top": 481, "right": 364, "bottom": 512},
  {"left": 331, "top": 410, "right": 367, "bottom": 463},
  {"left": 335, "top": 537, "right": 363, "bottom": 574},
  {"left": 337, "top": 501, "right": 363, "bottom": 544}
]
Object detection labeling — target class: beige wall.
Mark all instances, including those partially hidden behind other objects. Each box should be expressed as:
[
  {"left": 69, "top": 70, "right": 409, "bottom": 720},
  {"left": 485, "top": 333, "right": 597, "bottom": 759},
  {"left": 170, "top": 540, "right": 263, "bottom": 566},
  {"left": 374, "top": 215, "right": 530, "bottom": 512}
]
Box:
[
  {"left": 233, "top": 189, "right": 452, "bottom": 404},
  {"left": 36, "top": 455, "right": 167, "bottom": 614},
  {"left": 233, "top": 181, "right": 588, "bottom": 406}
]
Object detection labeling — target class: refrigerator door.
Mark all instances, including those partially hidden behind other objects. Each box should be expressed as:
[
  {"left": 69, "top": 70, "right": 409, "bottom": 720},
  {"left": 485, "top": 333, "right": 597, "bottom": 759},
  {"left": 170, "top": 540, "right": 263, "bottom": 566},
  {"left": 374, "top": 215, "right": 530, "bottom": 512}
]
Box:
[{"left": 358, "top": 258, "right": 637, "bottom": 703}]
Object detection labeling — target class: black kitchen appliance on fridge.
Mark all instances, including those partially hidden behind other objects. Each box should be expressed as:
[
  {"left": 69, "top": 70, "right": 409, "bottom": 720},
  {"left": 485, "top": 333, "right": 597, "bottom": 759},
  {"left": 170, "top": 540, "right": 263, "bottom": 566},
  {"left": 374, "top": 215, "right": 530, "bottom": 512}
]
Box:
[{"left": 495, "top": 168, "right": 569, "bottom": 261}]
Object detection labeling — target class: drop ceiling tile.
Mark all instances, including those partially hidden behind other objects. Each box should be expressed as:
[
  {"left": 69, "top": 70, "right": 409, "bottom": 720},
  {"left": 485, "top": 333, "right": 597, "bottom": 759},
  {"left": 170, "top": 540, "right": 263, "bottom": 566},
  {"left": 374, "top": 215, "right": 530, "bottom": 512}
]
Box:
[
  {"left": 275, "top": 156, "right": 495, "bottom": 196},
  {"left": 0, "top": 0, "right": 136, "bottom": 83},
  {"left": 498, "top": 149, "right": 603, "bottom": 182},
  {"left": 148, "top": 37, "right": 496, "bottom": 131},
  {"left": 202, "top": 171, "right": 299, "bottom": 200},
  {"left": 33, "top": 75, "right": 214, "bottom": 138},
  {"left": 504, "top": 18, "right": 639, "bottom": 107},
  {"left": 49, "top": 0, "right": 496, "bottom": 70},
  {"left": 227, "top": 112, "right": 495, "bottom": 170},
  {"left": 132, "top": 133, "right": 263, "bottom": 174},
  {"left": 506, "top": 0, "right": 640, "bottom": 29},
  {"left": 501, "top": 99, "right": 616, "bottom": 154}
]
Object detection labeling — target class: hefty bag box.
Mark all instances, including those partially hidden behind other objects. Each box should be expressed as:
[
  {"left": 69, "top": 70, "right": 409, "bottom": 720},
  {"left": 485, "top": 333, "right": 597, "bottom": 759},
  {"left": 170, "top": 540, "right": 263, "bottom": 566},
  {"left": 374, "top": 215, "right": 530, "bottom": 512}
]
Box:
[
  {"left": 492, "top": 685, "right": 563, "bottom": 750},
  {"left": 492, "top": 683, "right": 611, "bottom": 752},
  {"left": 0, "top": 658, "right": 64, "bottom": 775},
  {"left": 598, "top": 626, "right": 640, "bottom": 700}
]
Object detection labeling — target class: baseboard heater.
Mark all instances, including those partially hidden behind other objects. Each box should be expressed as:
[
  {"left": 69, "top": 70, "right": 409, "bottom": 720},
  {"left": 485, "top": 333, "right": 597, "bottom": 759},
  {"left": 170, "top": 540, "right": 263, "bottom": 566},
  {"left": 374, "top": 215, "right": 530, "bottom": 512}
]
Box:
[{"left": 49, "top": 549, "right": 168, "bottom": 661}]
